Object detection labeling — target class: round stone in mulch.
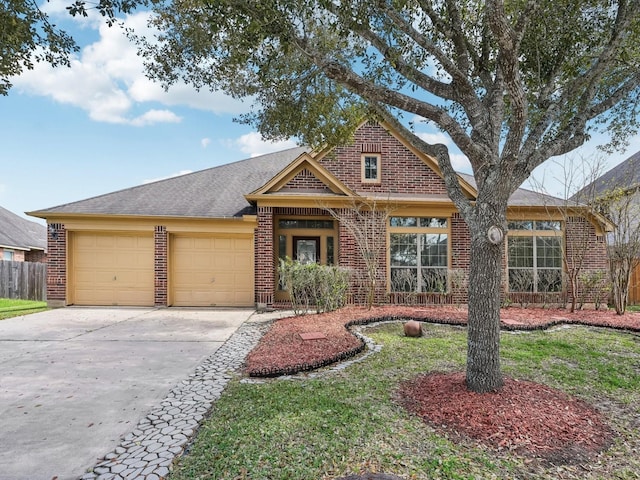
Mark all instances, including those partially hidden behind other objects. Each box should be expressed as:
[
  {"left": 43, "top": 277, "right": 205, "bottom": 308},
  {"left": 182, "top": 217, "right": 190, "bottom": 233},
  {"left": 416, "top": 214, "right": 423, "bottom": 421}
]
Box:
[
  {"left": 336, "top": 474, "right": 405, "bottom": 480},
  {"left": 396, "top": 372, "right": 614, "bottom": 465},
  {"left": 403, "top": 320, "right": 422, "bottom": 337}
]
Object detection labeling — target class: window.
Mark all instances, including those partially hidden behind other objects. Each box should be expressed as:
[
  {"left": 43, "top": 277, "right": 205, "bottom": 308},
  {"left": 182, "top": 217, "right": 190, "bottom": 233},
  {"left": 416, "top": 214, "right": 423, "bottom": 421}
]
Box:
[
  {"left": 279, "top": 219, "right": 335, "bottom": 229},
  {"left": 389, "top": 217, "right": 449, "bottom": 293},
  {"left": 361, "top": 154, "right": 380, "bottom": 183},
  {"left": 2, "top": 250, "right": 14, "bottom": 261},
  {"left": 508, "top": 221, "right": 562, "bottom": 292}
]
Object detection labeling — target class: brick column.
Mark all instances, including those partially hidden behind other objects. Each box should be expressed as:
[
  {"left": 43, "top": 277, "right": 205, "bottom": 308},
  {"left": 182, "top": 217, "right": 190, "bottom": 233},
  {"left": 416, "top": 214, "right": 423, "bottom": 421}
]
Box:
[
  {"left": 450, "top": 213, "right": 471, "bottom": 305},
  {"left": 255, "top": 206, "right": 274, "bottom": 307},
  {"left": 154, "top": 226, "right": 168, "bottom": 306},
  {"left": 565, "top": 216, "right": 608, "bottom": 305},
  {"left": 46, "top": 223, "right": 66, "bottom": 307},
  {"left": 337, "top": 209, "right": 360, "bottom": 304}
]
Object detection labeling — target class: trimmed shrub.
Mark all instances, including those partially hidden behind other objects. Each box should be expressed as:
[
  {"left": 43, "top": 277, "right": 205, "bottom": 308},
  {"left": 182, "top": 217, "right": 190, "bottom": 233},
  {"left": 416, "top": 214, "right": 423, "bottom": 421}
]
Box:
[{"left": 278, "top": 258, "right": 350, "bottom": 315}]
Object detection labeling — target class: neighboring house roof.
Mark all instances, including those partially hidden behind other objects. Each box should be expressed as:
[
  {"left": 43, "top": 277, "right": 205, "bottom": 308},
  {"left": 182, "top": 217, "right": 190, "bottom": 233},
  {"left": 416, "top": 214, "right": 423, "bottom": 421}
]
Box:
[
  {"left": 573, "top": 150, "right": 640, "bottom": 200},
  {"left": 457, "top": 173, "right": 567, "bottom": 207},
  {"left": 29, "top": 147, "right": 309, "bottom": 219},
  {"left": 0, "top": 206, "right": 47, "bottom": 251}
]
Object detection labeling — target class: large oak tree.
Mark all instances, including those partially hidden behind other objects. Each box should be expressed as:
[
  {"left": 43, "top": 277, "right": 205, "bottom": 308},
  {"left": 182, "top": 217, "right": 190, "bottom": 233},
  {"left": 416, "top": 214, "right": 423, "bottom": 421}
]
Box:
[{"left": 140, "top": 0, "right": 640, "bottom": 392}]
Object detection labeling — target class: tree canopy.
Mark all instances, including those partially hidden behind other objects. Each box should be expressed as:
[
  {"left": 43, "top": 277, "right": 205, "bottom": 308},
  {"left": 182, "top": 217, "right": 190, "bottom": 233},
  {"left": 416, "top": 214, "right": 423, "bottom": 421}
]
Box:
[
  {"left": 0, "top": 0, "right": 143, "bottom": 95},
  {"left": 145, "top": 0, "right": 640, "bottom": 201},
  {"left": 143, "top": 0, "right": 640, "bottom": 392}
]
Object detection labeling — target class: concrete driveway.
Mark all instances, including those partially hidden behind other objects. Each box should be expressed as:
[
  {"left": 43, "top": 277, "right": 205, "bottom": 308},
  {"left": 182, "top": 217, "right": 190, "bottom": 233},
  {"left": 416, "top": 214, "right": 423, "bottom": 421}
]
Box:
[{"left": 0, "top": 307, "right": 258, "bottom": 480}]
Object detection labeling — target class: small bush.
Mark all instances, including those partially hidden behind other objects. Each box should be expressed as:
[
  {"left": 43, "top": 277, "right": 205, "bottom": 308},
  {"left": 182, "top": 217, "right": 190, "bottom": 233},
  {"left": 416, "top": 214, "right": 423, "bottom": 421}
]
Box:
[
  {"left": 278, "top": 258, "right": 350, "bottom": 315},
  {"left": 578, "top": 269, "right": 612, "bottom": 310}
]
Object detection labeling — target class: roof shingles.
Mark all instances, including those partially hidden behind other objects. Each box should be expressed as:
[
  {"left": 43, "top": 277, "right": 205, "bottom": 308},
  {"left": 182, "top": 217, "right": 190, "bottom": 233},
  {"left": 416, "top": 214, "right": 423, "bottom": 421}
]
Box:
[
  {"left": 32, "top": 147, "right": 308, "bottom": 218},
  {"left": 0, "top": 207, "right": 46, "bottom": 250}
]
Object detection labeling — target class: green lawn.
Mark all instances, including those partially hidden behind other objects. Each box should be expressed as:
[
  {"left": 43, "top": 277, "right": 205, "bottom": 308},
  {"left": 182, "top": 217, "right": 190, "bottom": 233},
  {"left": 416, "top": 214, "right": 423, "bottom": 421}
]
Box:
[
  {"left": 171, "top": 323, "right": 640, "bottom": 480},
  {"left": 0, "top": 298, "right": 48, "bottom": 320}
]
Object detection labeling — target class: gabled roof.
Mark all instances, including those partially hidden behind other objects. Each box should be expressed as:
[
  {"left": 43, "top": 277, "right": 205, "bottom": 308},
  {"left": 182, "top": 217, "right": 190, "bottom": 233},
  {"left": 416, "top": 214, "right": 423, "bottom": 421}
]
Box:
[
  {"left": 27, "top": 120, "right": 582, "bottom": 223},
  {"left": 29, "top": 147, "right": 309, "bottom": 219},
  {"left": 573, "top": 150, "right": 640, "bottom": 200},
  {"left": 246, "top": 153, "right": 356, "bottom": 199},
  {"left": 0, "top": 206, "right": 46, "bottom": 251}
]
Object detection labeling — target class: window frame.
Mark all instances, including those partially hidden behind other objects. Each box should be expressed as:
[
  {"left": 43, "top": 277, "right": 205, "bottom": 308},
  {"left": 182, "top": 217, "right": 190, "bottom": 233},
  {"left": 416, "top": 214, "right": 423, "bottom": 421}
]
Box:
[
  {"left": 507, "top": 220, "right": 563, "bottom": 293},
  {"left": 388, "top": 217, "right": 450, "bottom": 293},
  {"left": 361, "top": 153, "right": 381, "bottom": 184}
]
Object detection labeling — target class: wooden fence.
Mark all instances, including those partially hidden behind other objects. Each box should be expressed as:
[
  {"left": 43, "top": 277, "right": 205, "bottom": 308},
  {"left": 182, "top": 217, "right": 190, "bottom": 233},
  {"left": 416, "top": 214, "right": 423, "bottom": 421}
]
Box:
[
  {"left": 0, "top": 260, "right": 47, "bottom": 301},
  {"left": 629, "top": 264, "right": 640, "bottom": 305}
]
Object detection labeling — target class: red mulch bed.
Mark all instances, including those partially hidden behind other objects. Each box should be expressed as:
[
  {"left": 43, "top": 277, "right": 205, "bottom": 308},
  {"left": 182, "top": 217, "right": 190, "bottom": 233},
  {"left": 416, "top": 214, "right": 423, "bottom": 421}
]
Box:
[
  {"left": 245, "top": 305, "right": 640, "bottom": 464},
  {"left": 246, "top": 305, "right": 640, "bottom": 376},
  {"left": 396, "top": 372, "right": 614, "bottom": 465}
]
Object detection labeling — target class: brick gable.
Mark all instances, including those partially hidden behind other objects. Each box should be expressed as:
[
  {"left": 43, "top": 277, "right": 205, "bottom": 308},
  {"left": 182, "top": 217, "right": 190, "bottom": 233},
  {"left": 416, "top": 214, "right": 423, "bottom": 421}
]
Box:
[
  {"left": 279, "top": 168, "right": 333, "bottom": 193},
  {"left": 320, "top": 122, "right": 448, "bottom": 195}
]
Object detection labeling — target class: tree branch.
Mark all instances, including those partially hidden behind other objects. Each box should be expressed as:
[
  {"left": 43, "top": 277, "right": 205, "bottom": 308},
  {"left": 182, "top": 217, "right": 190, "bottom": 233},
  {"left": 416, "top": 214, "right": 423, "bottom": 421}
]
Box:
[{"left": 374, "top": 106, "right": 475, "bottom": 222}]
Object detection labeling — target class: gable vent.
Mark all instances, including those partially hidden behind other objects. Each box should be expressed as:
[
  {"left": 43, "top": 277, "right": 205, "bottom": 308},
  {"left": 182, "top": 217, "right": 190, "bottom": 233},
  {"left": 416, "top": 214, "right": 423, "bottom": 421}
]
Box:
[{"left": 361, "top": 143, "right": 382, "bottom": 153}]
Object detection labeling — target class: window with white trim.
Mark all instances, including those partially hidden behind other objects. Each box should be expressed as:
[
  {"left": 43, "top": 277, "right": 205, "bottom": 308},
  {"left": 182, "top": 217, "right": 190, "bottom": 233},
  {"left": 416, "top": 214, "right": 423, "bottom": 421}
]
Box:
[
  {"left": 507, "top": 221, "right": 563, "bottom": 292},
  {"left": 361, "top": 154, "right": 380, "bottom": 183},
  {"left": 389, "top": 217, "right": 449, "bottom": 293}
]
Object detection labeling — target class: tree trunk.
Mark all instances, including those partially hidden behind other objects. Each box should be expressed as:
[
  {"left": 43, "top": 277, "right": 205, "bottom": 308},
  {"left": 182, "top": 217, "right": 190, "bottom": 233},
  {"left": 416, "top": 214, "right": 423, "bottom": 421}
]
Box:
[
  {"left": 612, "top": 259, "right": 631, "bottom": 315},
  {"left": 466, "top": 223, "right": 505, "bottom": 393},
  {"left": 568, "top": 272, "right": 578, "bottom": 313}
]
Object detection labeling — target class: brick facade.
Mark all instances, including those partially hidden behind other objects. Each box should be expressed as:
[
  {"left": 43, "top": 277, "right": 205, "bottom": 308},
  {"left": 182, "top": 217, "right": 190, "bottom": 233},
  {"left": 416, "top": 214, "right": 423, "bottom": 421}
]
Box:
[
  {"left": 25, "top": 249, "right": 46, "bottom": 263},
  {"left": 564, "top": 216, "right": 609, "bottom": 304},
  {"left": 154, "top": 226, "right": 168, "bottom": 306},
  {"left": 450, "top": 213, "right": 471, "bottom": 305},
  {"left": 253, "top": 122, "right": 610, "bottom": 308},
  {"left": 255, "top": 206, "right": 275, "bottom": 307},
  {"left": 321, "top": 122, "right": 448, "bottom": 195},
  {"left": 46, "top": 223, "right": 66, "bottom": 305},
  {"left": 0, "top": 248, "right": 46, "bottom": 262},
  {"left": 40, "top": 123, "right": 610, "bottom": 309},
  {"left": 281, "top": 169, "right": 332, "bottom": 192}
]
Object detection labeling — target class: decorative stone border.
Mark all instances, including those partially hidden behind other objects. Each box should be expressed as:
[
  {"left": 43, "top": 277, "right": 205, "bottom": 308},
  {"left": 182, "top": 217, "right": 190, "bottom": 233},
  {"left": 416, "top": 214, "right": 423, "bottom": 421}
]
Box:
[{"left": 242, "top": 322, "right": 388, "bottom": 383}]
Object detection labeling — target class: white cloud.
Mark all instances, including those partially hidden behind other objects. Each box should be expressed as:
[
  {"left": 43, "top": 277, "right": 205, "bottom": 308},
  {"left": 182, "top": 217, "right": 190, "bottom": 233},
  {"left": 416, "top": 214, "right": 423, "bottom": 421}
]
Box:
[
  {"left": 228, "top": 132, "right": 298, "bottom": 157},
  {"left": 143, "top": 170, "right": 193, "bottom": 184},
  {"left": 11, "top": 11, "right": 248, "bottom": 125},
  {"left": 130, "top": 109, "right": 181, "bottom": 126},
  {"left": 450, "top": 154, "right": 472, "bottom": 173},
  {"left": 415, "top": 131, "right": 472, "bottom": 173},
  {"left": 416, "top": 131, "right": 451, "bottom": 146},
  {"left": 201, "top": 138, "right": 212, "bottom": 148}
]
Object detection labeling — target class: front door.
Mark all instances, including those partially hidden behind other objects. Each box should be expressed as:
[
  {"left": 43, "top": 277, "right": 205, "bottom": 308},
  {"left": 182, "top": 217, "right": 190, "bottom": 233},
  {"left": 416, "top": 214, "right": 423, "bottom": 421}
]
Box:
[{"left": 293, "top": 236, "right": 320, "bottom": 264}]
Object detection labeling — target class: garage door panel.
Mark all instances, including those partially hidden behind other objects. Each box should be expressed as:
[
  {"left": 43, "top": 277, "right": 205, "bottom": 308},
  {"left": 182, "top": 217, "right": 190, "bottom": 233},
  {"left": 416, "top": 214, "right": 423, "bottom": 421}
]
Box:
[
  {"left": 92, "top": 271, "right": 117, "bottom": 283},
  {"left": 75, "top": 287, "right": 115, "bottom": 305},
  {"left": 171, "top": 235, "right": 254, "bottom": 307},
  {"left": 213, "top": 238, "right": 232, "bottom": 249},
  {"left": 72, "top": 232, "right": 154, "bottom": 306},
  {"left": 96, "top": 236, "right": 116, "bottom": 248},
  {"left": 116, "top": 270, "right": 152, "bottom": 284},
  {"left": 192, "top": 237, "right": 213, "bottom": 249}
]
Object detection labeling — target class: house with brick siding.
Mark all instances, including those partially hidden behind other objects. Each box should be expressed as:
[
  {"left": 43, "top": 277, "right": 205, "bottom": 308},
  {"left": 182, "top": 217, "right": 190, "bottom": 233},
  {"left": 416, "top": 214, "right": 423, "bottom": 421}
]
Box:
[
  {"left": 573, "top": 149, "right": 640, "bottom": 304},
  {"left": 0, "top": 206, "right": 47, "bottom": 262},
  {"left": 28, "top": 120, "right": 610, "bottom": 308}
]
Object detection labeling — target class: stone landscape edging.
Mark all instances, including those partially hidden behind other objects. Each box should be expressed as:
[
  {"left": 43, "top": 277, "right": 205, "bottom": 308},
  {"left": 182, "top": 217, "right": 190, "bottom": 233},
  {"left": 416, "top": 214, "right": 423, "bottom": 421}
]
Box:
[{"left": 247, "top": 311, "right": 640, "bottom": 378}]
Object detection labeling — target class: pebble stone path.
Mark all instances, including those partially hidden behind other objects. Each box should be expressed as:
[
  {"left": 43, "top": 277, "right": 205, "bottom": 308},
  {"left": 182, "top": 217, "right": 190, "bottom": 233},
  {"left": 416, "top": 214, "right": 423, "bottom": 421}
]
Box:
[{"left": 79, "top": 313, "right": 277, "bottom": 480}]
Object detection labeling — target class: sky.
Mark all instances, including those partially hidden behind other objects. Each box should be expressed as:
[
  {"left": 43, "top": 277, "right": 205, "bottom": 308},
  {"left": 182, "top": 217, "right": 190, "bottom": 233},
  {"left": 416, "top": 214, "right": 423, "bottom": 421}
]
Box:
[{"left": 2, "top": 5, "right": 639, "bottom": 226}]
